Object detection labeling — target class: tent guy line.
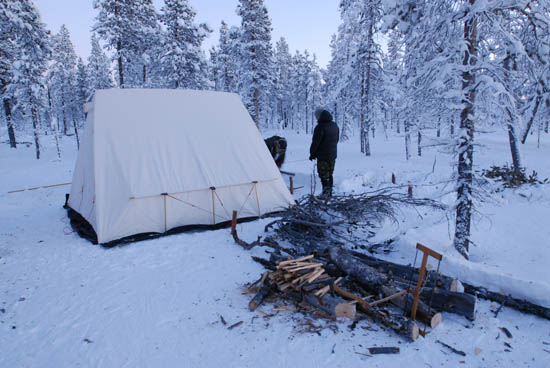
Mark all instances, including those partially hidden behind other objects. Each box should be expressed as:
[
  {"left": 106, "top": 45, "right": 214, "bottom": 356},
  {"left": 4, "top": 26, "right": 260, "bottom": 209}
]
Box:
[
  {"left": 7, "top": 182, "right": 72, "bottom": 194},
  {"left": 127, "top": 178, "right": 279, "bottom": 200}
]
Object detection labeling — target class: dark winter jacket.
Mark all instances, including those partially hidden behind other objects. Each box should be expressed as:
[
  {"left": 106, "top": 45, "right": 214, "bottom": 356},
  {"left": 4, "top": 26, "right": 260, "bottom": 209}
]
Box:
[{"left": 309, "top": 110, "right": 339, "bottom": 161}]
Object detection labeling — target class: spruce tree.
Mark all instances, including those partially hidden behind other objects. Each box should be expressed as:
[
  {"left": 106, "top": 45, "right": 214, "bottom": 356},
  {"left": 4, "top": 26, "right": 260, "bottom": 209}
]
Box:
[
  {"left": 0, "top": 0, "right": 17, "bottom": 148},
  {"left": 160, "top": 0, "right": 211, "bottom": 89},
  {"left": 75, "top": 58, "right": 90, "bottom": 121},
  {"left": 214, "top": 21, "right": 240, "bottom": 93},
  {"left": 236, "top": 0, "right": 274, "bottom": 127},
  {"left": 49, "top": 25, "right": 78, "bottom": 135},
  {"left": 93, "top": 0, "right": 160, "bottom": 88},
  {"left": 7, "top": 0, "right": 50, "bottom": 159},
  {"left": 88, "top": 33, "right": 113, "bottom": 92},
  {"left": 273, "top": 37, "right": 293, "bottom": 128}
]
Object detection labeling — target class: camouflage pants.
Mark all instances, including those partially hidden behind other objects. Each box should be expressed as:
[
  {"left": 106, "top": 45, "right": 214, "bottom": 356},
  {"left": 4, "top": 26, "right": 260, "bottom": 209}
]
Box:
[{"left": 317, "top": 160, "right": 335, "bottom": 197}]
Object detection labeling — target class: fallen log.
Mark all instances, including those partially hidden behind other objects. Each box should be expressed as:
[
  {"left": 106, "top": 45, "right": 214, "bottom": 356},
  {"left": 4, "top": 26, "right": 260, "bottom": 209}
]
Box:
[
  {"left": 380, "top": 286, "right": 442, "bottom": 328},
  {"left": 284, "top": 290, "right": 355, "bottom": 320},
  {"left": 303, "top": 293, "right": 356, "bottom": 320},
  {"left": 348, "top": 250, "right": 550, "bottom": 320},
  {"left": 349, "top": 250, "right": 455, "bottom": 290},
  {"left": 419, "top": 287, "right": 477, "bottom": 321},
  {"left": 363, "top": 309, "right": 419, "bottom": 341},
  {"left": 301, "top": 291, "right": 419, "bottom": 341},
  {"left": 329, "top": 247, "right": 388, "bottom": 291},
  {"left": 330, "top": 248, "right": 476, "bottom": 319},
  {"left": 389, "top": 279, "right": 477, "bottom": 320},
  {"left": 462, "top": 285, "right": 550, "bottom": 320}
]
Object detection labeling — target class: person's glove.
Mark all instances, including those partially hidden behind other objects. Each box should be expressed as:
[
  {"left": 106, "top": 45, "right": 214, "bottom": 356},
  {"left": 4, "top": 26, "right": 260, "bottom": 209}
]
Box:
[{"left": 309, "top": 155, "right": 315, "bottom": 161}]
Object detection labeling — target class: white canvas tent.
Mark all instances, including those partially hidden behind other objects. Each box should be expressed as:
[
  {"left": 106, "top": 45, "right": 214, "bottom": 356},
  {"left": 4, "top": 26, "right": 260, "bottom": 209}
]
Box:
[{"left": 68, "top": 89, "right": 294, "bottom": 244}]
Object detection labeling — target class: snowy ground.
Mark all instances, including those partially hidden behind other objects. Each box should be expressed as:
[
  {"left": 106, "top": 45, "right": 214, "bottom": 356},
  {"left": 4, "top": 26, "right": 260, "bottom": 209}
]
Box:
[{"left": 1, "top": 129, "right": 549, "bottom": 367}]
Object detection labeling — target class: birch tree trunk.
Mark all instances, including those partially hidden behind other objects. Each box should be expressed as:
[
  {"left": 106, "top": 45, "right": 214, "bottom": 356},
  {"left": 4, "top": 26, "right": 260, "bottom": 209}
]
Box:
[{"left": 503, "top": 52, "right": 522, "bottom": 172}]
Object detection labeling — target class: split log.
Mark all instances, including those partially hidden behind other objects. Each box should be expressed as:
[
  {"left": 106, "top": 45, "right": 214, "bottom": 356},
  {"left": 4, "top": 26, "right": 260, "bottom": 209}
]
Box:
[{"left": 380, "top": 286, "right": 442, "bottom": 328}]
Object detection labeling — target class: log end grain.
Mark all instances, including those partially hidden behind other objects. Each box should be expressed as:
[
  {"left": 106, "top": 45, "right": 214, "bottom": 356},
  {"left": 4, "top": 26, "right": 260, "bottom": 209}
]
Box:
[
  {"left": 410, "top": 322, "right": 420, "bottom": 341},
  {"left": 335, "top": 303, "right": 356, "bottom": 320},
  {"left": 430, "top": 312, "right": 443, "bottom": 329}
]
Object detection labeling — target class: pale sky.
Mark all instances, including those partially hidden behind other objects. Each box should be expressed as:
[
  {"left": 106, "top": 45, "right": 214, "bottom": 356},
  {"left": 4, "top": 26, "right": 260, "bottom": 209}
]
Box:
[{"left": 33, "top": 0, "right": 340, "bottom": 68}]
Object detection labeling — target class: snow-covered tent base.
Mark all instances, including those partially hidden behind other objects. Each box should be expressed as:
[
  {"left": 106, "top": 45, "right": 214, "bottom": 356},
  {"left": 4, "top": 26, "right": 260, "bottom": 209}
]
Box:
[
  {"left": 67, "top": 89, "right": 294, "bottom": 245},
  {"left": 66, "top": 206, "right": 266, "bottom": 246}
]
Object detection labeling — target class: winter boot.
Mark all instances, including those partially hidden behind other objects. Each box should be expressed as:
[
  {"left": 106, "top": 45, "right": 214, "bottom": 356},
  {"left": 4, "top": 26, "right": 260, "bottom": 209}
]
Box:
[{"left": 320, "top": 176, "right": 332, "bottom": 199}]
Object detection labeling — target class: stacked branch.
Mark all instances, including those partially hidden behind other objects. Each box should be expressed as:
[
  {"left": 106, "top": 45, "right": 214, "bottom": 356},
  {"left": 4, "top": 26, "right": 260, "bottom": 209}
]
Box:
[{"left": 264, "top": 192, "right": 446, "bottom": 254}]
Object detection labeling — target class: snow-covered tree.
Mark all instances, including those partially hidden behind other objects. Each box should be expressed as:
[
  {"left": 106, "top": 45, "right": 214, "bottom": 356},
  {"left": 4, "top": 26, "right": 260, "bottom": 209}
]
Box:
[
  {"left": 160, "top": 0, "right": 211, "bottom": 89},
  {"left": 236, "top": 0, "right": 274, "bottom": 127},
  {"left": 288, "top": 50, "right": 323, "bottom": 133},
  {"left": 5, "top": 0, "right": 50, "bottom": 159},
  {"left": 48, "top": 25, "right": 78, "bottom": 136},
  {"left": 0, "top": 0, "right": 18, "bottom": 148},
  {"left": 93, "top": 0, "right": 160, "bottom": 88},
  {"left": 212, "top": 21, "right": 240, "bottom": 93},
  {"left": 273, "top": 37, "right": 293, "bottom": 128},
  {"left": 75, "top": 58, "right": 89, "bottom": 117},
  {"left": 88, "top": 33, "right": 113, "bottom": 92},
  {"left": 325, "top": 0, "right": 383, "bottom": 151},
  {"left": 356, "top": 0, "right": 383, "bottom": 156}
]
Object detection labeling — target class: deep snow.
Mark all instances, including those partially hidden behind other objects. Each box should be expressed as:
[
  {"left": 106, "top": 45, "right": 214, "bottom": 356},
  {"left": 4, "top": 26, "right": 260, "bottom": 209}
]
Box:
[{"left": 1, "top": 128, "right": 549, "bottom": 367}]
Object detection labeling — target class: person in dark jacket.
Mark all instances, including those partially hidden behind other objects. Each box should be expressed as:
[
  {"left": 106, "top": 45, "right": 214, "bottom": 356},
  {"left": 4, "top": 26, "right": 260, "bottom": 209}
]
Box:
[{"left": 309, "top": 108, "right": 339, "bottom": 198}]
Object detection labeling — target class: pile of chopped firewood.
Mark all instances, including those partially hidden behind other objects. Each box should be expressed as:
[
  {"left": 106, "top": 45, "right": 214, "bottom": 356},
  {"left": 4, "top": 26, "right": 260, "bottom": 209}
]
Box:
[
  {"left": 234, "top": 190, "right": 550, "bottom": 339},
  {"left": 271, "top": 255, "right": 332, "bottom": 294},
  {"left": 247, "top": 253, "right": 449, "bottom": 341}
]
